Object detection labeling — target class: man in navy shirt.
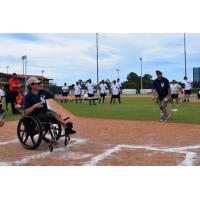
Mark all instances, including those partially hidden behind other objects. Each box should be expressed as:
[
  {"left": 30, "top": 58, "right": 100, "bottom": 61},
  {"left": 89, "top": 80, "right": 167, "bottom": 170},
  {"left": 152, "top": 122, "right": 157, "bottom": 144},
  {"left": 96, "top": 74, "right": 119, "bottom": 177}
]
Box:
[
  {"left": 24, "top": 77, "right": 75, "bottom": 134},
  {"left": 152, "top": 70, "right": 171, "bottom": 122}
]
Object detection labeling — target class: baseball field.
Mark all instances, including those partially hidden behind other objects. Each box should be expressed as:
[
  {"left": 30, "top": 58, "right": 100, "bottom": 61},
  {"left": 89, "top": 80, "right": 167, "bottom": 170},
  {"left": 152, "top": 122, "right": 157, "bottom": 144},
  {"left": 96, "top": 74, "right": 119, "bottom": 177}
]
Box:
[
  {"left": 60, "top": 95, "right": 200, "bottom": 124},
  {"left": 1, "top": 95, "right": 200, "bottom": 166}
]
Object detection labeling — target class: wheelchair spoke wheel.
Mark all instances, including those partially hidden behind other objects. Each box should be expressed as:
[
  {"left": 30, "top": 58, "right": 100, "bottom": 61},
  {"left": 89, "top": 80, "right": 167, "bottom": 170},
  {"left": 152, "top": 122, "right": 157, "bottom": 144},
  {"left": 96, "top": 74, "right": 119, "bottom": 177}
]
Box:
[
  {"left": 17, "top": 115, "right": 43, "bottom": 150},
  {"left": 43, "top": 122, "right": 62, "bottom": 143}
]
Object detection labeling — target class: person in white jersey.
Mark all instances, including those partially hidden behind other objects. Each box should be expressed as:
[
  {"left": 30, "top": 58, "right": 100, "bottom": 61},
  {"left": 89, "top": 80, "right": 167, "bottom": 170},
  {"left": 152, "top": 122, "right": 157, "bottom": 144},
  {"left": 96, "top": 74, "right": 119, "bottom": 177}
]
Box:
[
  {"left": 74, "top": 81, "right": 82, "bottom": 103},
  {"left": 170, "top": 80, "right": 182, "bottom": 107},
  {"left": 116, "top": 78, "right": 122, "bottom": 103},
  {"left": 61, "top": 83, "right": 69, "bottom": 103},
  {"left": 183, "top": 76, "right": 192, "bottom": 102},
  {"left": 85, "top": 79, "right": 96, "bottom": 105},
  {"left": 110, "top": 80, "right": 120, "bottom": 104},
  {"left": 0, "top": 87, "right": 4, "bottom": 102},
  {"left": 99, "top": 80, "right": 108, "bottom": 103}
]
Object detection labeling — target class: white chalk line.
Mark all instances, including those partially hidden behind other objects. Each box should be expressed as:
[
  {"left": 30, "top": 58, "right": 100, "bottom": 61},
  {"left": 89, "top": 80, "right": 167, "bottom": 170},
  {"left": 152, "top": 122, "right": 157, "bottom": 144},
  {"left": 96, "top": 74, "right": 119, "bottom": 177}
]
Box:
[
  {"left": 0, "top": 139, "right": 18, "bottom": 145},
  {"left": 0, "top": 138, "right": 88, "bottom": 166},
  {"left": 1, "top": 134, "right": 200, "bottom": 166},
  {"left": 85, "top": 144, "right": 200, "bottom": 166}
]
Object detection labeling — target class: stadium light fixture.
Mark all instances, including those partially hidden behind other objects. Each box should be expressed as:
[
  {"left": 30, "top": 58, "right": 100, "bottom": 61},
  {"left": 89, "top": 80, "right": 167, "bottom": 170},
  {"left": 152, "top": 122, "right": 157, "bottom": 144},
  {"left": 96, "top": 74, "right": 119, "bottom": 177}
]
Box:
[
  {"left": 184, "top": 33, "right": 187, "bottom": 77},
  {"left": 6, "top": 66, "right": 9, "bottom": 74},
  {"left": 96, "top": 33, "right": 99, "bottom": 85},
  {"left": 41, "top": 70, "right": 45, "bottom": 89},
  {"left": 116, "top": 68, "right": 120, "bottom": 79},
  {"left": 140, "top": 57, "right": 143, "bottom": 91},
  {"left": 22, "top": 55, "right": 27, "bottom": 92}
]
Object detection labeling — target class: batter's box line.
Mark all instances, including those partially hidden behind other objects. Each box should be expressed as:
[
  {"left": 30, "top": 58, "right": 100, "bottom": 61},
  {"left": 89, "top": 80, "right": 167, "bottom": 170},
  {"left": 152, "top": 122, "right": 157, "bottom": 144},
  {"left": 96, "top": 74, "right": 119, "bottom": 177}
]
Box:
[
  {"left": 0, "top": 138, "right": 88, "bottom": 166},
  {"left": 84, "top": 144, "right": 200, "bottom": 166},
  {"left": 0, "top": 139, "right": 18, "bottom": 145}
]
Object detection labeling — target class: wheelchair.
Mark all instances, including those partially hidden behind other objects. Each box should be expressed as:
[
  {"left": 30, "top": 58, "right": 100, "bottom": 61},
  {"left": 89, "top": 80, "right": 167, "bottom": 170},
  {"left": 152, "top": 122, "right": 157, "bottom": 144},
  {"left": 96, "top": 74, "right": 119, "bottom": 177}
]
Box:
[{"left": 17, "top": 114, "right": 75, "bottom": 152}]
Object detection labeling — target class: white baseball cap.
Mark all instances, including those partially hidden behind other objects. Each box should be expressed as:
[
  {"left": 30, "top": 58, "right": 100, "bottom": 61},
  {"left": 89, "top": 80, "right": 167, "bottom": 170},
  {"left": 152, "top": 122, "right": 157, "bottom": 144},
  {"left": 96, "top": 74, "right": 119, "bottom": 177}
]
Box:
[{"left": 26, "top": 77, "right": 42, "bottom": 87}]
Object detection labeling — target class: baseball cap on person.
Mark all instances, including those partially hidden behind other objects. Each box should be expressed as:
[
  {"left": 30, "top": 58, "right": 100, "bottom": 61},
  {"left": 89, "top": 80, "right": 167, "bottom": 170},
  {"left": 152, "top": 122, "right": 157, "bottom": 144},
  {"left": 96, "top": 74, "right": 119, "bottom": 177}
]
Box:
[
  {"left": 26, "top": 77, "right": 42, "bottom": 87},
  {"left": 156, "top": 70, "right": 162, "bottom": 75}
]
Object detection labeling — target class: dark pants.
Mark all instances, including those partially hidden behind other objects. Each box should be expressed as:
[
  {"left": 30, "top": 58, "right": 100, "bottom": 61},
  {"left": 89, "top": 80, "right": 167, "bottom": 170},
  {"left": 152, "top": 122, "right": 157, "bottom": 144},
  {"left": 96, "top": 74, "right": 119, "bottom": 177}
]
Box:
[
  {"left": 75, "top": 95, "right": 82, "bottom": 103},
  {"left": 100, "top": 93, "right": 106, "bottom": 103},
  {"left": 10, "top": 91, "right": 18, "bottom": 114},
  {"left": 110, "top": 94, "right": 121, "bottom": 104},
  {"left": 117, "top": 93, "right": 121, "bottom": 103},
  {"left": 5, "top": 93, "right": 11, "bottom": 111},
  {"left": 61, "top": 92, "right": 68, "bottom": 103},
  {"left": 88, "top": 94, "right": 96, "bottom": 105},
  {"left": 36, "top": 109, "right": 57, "bottom": 123}
]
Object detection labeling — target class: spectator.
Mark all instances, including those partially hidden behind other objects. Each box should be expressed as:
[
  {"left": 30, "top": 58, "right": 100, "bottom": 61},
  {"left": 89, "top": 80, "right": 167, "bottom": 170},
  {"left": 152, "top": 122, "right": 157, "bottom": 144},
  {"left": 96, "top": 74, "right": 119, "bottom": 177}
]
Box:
[
  {"left": 61, "top": 83, "right": 69, "bottom": 103},
  {"left": 110, "top": 80, "right": 121, "bottom": 104},
  {"left": 99, "top": 80, "right": 108, "bottom": 103},
  {"left": 183, "top": 76, "right": 192, "bottom": 103},
  {"left": 116, "top": 78, "right": 122, "bottom": 103},
  {"left": 170, "top": 80, "right": 181, "bottom": 107},
  {"left": 85, "top": 79, "right": 96, "bottom": 105},
  {"left": 0, "top": 86, "right": 4, "bottom": 103},
  {"left": 9, "top": 73, "right": 21, "bottom": 114},
  {"left": 15, "top": 90, "right": 24, "bottom": 114},
  {"left": 74, "top": 81, "right": 82, "bottom": 103}
]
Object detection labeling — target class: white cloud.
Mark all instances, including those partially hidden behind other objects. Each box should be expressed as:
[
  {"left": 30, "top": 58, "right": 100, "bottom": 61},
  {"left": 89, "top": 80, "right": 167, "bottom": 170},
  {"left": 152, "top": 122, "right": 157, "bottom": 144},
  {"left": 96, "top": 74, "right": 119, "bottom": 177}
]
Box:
[
  {"left": 0, "top": 33, "right": 200, "bottom": 84},
  {"left": 0, "top": 33, "right": 121, "bottom": 84}
]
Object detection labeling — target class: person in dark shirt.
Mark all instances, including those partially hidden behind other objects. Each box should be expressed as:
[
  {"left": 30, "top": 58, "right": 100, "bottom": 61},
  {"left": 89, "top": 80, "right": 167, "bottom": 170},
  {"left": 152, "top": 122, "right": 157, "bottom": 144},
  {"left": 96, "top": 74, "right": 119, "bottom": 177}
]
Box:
[
  {"left": 24, "top": 77, "right": 75, "bottom": 134},
  {"left": 152, "top": 70, "right": 171, "bottom": 122}
]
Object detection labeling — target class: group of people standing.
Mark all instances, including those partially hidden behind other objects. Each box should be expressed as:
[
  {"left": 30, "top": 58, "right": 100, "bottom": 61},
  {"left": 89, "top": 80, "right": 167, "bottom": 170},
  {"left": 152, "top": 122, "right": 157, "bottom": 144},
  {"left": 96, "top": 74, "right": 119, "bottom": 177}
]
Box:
[
  {"left": 0, "top": 73, "right": 25, "bottom": 127},
  {"left": 61, "top": 78, "right": 122, "bottom": 105},
  {"left": 0, "top": 73, "right": 24, "bottom": 115}
]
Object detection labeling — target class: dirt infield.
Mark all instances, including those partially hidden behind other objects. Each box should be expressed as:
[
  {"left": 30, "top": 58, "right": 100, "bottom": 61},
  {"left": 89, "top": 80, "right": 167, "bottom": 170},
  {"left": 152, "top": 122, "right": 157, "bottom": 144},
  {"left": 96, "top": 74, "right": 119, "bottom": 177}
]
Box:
[{"left": 0, "top": 99, "right": 200, "bottom": 166}]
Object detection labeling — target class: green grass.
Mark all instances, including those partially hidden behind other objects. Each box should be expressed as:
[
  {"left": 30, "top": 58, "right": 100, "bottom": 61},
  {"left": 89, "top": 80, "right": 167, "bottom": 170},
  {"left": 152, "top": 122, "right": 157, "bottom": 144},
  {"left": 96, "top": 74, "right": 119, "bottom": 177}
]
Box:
[
  {"left": 1, "top": 99, "right": 21, "bottom": 121},
  {"left": 60, "top": 97, "right": 200, "bottom": 124},
  {"left": 2, "top": 96, "right": 200, "bottom": 124}
]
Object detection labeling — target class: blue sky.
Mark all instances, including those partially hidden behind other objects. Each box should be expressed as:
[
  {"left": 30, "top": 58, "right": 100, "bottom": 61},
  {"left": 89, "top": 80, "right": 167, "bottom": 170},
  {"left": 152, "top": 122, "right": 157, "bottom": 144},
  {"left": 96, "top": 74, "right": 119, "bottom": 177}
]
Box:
[{"left": 0, "top": 33, "right": 199, "bottom": 85}]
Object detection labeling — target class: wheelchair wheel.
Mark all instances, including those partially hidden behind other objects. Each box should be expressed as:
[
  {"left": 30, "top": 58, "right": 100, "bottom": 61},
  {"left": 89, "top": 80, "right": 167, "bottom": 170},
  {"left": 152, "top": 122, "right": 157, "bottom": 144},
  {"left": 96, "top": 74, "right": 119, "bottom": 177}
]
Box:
[
  {"left": 43, "top": 121, "right": 62, "bottom": 143},
  {"left": 17, "top": 115, "right": 43, "bottom": 150}
]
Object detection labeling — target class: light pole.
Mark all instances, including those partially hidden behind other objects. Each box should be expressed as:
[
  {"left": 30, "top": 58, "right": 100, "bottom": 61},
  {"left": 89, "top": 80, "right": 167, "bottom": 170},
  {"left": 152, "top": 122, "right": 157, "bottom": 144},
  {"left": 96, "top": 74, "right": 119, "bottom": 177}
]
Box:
[
  {"left": 41, "top": 70, "right": 45, "bottom": 89},
  {"left": 6, "top": 66, "right": 9, "bottom": 74},
  {"left": 140, "top": 57, "right": 143, "bottom": 92},
  {"left": 116, "top": 68, "right": 119, "bottom": 79},
  {"left": 22, "top": 55, "right": 27, "bottom": 92},
  {"left": 96, "top": 33, "right": 99, "bottom": 85},
  {"left": 184, "top": 33, "right": 187, "bottom": 77}
]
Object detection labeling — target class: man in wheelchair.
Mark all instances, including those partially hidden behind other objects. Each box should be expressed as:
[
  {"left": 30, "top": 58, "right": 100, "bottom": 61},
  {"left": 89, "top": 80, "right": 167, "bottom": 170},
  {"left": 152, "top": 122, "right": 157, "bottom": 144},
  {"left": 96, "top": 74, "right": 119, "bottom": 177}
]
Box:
[{"left": 24, "top": 77, "right": 76, "bottom": 135}]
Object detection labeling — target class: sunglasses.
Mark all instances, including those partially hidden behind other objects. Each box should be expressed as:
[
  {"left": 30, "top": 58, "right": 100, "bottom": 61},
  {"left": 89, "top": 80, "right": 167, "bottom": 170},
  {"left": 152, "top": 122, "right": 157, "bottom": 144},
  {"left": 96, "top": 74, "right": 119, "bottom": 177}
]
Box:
[{"left": 31, "top": 82, "right": 41, "bottom": 86}]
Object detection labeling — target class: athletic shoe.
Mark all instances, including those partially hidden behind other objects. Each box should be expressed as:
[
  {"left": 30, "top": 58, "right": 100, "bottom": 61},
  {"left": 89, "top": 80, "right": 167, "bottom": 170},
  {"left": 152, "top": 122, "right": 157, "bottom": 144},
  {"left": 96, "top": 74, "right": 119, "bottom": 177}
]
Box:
[
  {"left": 65, "top": 128, "right": 76, "bottom": 135},
  {"left": 160, "top": 118, "right": 168, "bottom": 122},
  {"left": 160, "top": 115, "right": 165, "bottom": 122},
  {"left": 69, "top": 129, "right": 76, "bottom": 134},
  {"left": 165, "top": 113, "right": 170, "bottom": 119}
]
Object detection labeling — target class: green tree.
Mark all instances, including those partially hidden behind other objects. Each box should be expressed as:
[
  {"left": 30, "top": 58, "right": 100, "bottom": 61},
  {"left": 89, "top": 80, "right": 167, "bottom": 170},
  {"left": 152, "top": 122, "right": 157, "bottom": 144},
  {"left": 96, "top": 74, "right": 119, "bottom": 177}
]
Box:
[{"left": 122, "top": 72, "right": 153, "bottom": 90}]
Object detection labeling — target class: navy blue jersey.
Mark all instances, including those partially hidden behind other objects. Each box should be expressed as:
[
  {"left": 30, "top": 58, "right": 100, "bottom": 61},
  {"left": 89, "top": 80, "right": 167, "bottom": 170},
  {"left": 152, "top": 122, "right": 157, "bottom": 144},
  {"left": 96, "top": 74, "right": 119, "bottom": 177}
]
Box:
[
  {"left": 153, "top": 77, "right": 170, "bottom": 100},
  {"left": 24, "top": 90, "right": 54, "bottom": 115}
]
